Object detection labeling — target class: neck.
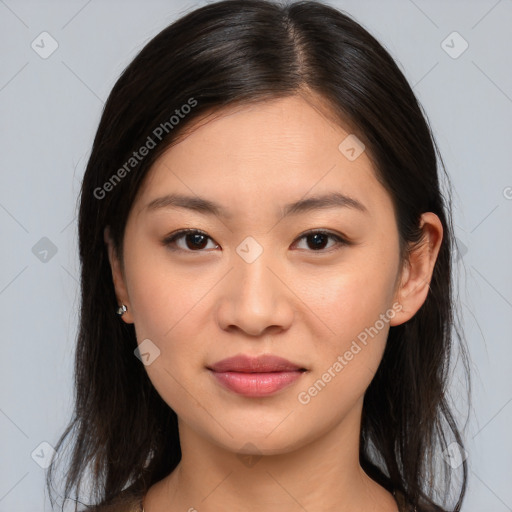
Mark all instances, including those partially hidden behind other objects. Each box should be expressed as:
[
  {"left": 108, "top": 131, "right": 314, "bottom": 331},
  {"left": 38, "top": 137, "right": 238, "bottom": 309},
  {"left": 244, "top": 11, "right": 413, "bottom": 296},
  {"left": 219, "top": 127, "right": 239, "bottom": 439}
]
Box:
[{"left": 144, "top": 399, "right": 397, "bottom": 512}]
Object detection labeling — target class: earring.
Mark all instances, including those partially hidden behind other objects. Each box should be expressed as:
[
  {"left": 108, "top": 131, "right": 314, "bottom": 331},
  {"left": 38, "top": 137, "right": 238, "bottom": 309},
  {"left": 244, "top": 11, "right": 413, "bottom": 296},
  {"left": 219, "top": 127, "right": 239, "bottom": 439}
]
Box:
[{"left": 116, "top": 304, "right": 127, "bottom": 316}]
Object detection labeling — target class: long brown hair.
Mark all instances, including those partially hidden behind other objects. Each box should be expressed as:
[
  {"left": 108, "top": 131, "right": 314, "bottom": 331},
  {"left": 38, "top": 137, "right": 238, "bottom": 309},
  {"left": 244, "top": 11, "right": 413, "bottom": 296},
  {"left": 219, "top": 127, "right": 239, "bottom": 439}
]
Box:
[{"left": 46, "top": 1, "right": 470, "bottom": 510}]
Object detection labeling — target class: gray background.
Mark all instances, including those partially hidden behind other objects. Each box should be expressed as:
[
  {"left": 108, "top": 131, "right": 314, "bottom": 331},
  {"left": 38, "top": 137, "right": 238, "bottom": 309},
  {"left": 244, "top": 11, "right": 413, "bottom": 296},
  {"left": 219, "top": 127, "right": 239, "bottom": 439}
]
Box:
[{"left": 0, "top": 0, "right": 511, "bottom": 510}]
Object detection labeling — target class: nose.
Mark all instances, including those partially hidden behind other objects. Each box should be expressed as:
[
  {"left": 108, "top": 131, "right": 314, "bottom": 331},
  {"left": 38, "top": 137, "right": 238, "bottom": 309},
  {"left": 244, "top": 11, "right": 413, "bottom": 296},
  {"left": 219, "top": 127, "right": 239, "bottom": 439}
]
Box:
[{"left": 215, "top": 250, "right": 295, "bottom": 337}]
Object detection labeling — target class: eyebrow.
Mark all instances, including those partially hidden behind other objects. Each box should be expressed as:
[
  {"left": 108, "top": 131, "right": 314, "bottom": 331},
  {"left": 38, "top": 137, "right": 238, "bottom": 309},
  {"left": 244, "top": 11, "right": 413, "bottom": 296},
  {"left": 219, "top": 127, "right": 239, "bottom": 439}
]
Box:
[{"left": 144, "top": 191, "right": 368, "bottom": 219}]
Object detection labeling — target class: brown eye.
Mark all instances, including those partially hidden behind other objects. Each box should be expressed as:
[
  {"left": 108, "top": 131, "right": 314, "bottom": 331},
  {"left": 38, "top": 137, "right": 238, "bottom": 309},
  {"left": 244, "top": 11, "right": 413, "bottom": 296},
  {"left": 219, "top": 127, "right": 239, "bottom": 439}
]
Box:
[
  {"left": 162, "top": 228, "right": 349, "bottom": 254},
  {"left": 163, "top": 229, "right": 218, "bottom": 252},
  {"left": 292, "top": 230, "right": 348, "bottom": 252}
]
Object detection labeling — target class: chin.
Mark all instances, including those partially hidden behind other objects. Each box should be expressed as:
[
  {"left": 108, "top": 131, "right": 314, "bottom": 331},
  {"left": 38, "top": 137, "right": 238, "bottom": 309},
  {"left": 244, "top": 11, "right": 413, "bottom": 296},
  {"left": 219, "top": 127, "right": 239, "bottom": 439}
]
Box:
[{"left": 203, "top": 421, "right": 315, "bottom": 457}]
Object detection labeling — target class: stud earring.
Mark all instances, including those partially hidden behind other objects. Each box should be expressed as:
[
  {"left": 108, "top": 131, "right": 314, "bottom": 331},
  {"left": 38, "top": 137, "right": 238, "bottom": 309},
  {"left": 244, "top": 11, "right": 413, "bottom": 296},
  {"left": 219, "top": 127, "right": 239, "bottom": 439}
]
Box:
[{"left": 116, "top": 304, "right": 128, "bottom": 316}]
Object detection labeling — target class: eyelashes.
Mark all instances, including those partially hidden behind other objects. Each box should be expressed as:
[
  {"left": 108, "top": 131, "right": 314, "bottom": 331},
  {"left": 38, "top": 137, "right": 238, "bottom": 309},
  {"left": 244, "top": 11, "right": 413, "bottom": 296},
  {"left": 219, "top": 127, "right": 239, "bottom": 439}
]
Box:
[
  {"left": 163, "top": 229, "right": 217, "bottom": 252},
  {"left": 161, "top": 228, "right": 351, "bottom": 254}
]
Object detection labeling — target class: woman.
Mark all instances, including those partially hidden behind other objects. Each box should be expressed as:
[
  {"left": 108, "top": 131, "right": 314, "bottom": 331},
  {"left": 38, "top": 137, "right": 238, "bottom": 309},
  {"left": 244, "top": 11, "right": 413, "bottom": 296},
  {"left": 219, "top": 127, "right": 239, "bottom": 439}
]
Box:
[{"left": 46, "top": 1, "right": 470, "bottom": 511}]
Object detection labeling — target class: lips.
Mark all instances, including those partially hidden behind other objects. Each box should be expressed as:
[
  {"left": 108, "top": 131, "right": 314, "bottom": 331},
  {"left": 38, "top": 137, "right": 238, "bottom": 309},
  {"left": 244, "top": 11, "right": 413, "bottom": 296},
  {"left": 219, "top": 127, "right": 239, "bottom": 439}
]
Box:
[
  {"left": 208, "top": 354, "right": 306, "bottom": 373},
  {"left": 207, "top": 354, "right": 307, "bottom": 397}
]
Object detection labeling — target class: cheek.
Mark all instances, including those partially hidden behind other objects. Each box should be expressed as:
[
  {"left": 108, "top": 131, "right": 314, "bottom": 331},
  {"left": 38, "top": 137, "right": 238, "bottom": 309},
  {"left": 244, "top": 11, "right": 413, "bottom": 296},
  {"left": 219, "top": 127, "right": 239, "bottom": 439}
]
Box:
[
  {"left": 300, "top": 248, "right": 398, "bottom": 387},
  {"left": 125, "top": 264, "right": 202, "bottom": 413},
  {"left": 303, "top": 256, "right": 397, "bottom": 342},
  {"left": 296, "top": 279, "right": 392, "bottom": 417},
  {"left": 124, "top": 241, "right": 208, "bottom": 339},
  {"left": 122, "top": 249, "right": 214, "bottom": 388}
]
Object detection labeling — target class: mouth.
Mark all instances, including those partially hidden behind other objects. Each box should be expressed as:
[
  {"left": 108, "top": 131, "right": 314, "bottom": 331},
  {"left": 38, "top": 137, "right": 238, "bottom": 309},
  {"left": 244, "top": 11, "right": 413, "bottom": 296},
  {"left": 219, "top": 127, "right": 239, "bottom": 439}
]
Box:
[{"left": 207, "top": 353, "right": 307, "bottom": 397}]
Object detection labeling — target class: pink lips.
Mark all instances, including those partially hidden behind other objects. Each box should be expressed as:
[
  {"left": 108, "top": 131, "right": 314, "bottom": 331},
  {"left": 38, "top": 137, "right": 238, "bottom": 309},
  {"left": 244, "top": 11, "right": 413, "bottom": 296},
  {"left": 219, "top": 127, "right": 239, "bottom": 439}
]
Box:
[{"left": 207, "top": 354, "right": 306, "bottom": 397}]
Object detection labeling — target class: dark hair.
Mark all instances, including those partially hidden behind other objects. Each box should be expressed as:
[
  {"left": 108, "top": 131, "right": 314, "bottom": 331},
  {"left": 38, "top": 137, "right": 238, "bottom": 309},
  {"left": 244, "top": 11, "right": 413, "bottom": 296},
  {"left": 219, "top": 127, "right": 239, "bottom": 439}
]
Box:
[{"left": 46, "top": 1, "right": 470, "bottom": 510}]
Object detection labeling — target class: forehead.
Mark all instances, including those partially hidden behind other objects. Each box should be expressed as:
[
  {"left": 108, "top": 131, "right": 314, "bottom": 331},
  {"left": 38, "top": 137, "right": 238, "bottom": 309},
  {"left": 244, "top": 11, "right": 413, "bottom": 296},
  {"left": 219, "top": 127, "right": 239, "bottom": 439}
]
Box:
[
  {"left": 165, "top": 94, "right": 358, "bottom": 167},
  {"left": 133, "top": 95, "right": 393, "bottom": 222}
]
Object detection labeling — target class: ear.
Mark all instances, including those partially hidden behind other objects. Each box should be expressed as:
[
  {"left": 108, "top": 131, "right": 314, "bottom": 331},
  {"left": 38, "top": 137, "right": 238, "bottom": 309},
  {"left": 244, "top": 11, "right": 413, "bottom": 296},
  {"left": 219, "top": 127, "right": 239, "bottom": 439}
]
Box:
[
  {"left": 390, "top": 212, "right": 443, "bottom": 326},
  {"left": 104, "top": 227, "right": 134, "bottom": 324}
]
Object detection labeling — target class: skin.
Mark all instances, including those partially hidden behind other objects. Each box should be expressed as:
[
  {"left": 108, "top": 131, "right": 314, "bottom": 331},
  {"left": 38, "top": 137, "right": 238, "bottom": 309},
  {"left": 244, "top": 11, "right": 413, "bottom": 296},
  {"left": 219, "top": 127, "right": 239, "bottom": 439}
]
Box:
[{"left": 106, "top": 94, "right": 443, "bottom": 512}]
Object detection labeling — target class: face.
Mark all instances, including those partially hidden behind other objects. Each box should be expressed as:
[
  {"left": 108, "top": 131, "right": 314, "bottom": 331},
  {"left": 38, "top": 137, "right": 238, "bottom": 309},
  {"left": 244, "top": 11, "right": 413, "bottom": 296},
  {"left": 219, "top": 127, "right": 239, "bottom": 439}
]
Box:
[{"left": 107, "top": 94, "right": 437, "bottom": 456}]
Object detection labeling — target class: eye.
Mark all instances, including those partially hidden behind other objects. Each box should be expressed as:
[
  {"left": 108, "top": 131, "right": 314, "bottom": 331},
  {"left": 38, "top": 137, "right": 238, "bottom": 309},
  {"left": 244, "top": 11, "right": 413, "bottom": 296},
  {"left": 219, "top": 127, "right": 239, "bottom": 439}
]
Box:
[
  {"left": 162, "top": 229, "right": 218, "bottom": 252},
  {"left": 292, "top": 230, "right": 349, "bottom": 252},
  {"left": 162, "top": 228, "right": 349, "bottom": 254}
]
